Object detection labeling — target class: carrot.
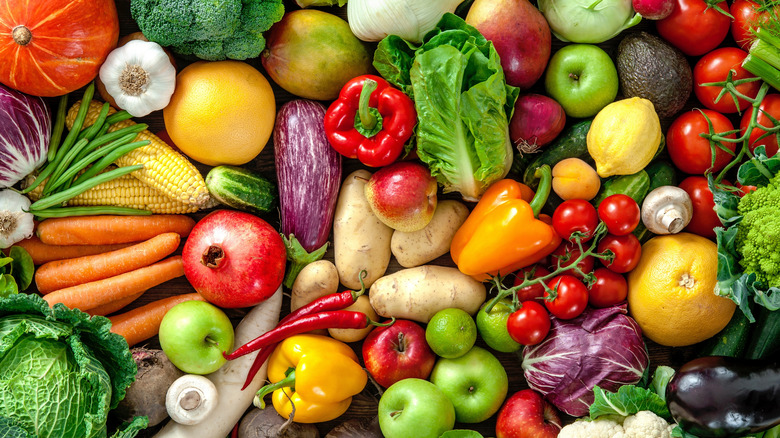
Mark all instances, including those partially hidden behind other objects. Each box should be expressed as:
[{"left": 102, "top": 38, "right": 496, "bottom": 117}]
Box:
[
  {"left": 88, "top": 291, "right": 145, "bottom": 316},
  {"left": 35, "top": 232, "right": 182, "bottom": 294},
  {"left": 109, "top": 292, "right": 206, "bottom": 346},
  {"left": 43, "top": 255, "right": 185, "bottom": 311},
  {"left": 36, "top": 214, "right": 196, "bottom": 246},
  {"left": 12, "top": 236, "right": 136, "bottom": 265}
]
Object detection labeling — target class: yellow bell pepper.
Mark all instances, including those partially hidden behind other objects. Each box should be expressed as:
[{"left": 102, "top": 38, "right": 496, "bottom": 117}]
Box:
[
  {"left": 450, "top": 165, "right": 561, "bottom": 280},
  {"left": 254, "top": 334, "right": 368, "bottom": 423}
]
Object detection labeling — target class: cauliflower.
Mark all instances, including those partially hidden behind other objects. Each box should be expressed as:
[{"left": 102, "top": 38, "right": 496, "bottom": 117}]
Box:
[{"left": 559, "top": 411, "right": 674, "bottom": 438}]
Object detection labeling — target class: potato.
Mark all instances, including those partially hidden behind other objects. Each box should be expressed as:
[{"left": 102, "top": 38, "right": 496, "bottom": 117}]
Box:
[
  {"left": 552, "top": 157, "right": 601, "bottom": 201},
  {"left": 238, "top": 407, "right": 319, "bottom": 438},
  {"left": 369, "top": 265, "right": 486, "bottom": 323},
  {"left": 290, "top": 260, "right": 340, "bottom": 312},
  {"left": 328, "top": 295, "right": 379, "bottom": 343},
  {"left": 333, "top": 170, "right": 393, "bottom": 289},
  {"left": 391, "top": 200, "right": 470, "bottom": 268}
]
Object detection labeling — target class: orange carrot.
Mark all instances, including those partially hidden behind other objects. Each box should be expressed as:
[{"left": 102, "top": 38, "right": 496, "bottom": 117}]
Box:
[
  {"left": 12, "top": 236, "right": 136, "bottom": 265},
  {"left": 109, "top": 292, "right": 206, "bottom": 346},
  {"left": 35, "top": 232, "right": 182, "bottom": 294},
  {"left": 88, "top": 291, "right": 146, "bottom": 316},
  {"left": 43, "top": 255, "right": 185, "bottom": 311},
  {"left": 37, "top": 214, "right": 196, "bottom": 246}
]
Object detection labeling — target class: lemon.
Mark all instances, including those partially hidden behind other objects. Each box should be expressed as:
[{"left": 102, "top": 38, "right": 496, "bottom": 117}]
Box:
[
  {"left": 425, "top": 308, "right": 478, "bottom": 359},
  {"left": 475, "top": 299, "right": 521, "bottom": 353},
  {"left": 587, "top": 97, "right": 662, "bottom": 177},
  {"left": 626, "top": 233, "right": 736, "bottom": 347}
]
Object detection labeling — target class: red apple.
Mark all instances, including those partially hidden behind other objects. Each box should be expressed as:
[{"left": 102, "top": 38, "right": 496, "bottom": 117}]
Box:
[
  {"left": 364, "top": 161, "right": 437, "bottom": 232},
  {"left": 496, "top": 389, "right": 562, "bottom": 438},
  {"left": 362, "top": 319, "right": 436, "bottom": 388}
]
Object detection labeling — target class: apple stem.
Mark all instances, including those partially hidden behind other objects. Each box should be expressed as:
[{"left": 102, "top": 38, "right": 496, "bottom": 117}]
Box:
[
  {"left": 396, "top": 331, "right": 406, "bottom": 353},
  {"left": 568, "top": 72, "right": 579, "bottom": 81},
  {"left": 201, "top": 245, "right": 225, "bottom": 269},
  {"left": 389, "top": 410, "right": 403, "bottom": 419}
]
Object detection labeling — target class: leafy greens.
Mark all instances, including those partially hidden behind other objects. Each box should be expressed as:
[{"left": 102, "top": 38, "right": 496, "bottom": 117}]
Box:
[
  {"left": 588, "top": 365, "right": 675, "bottom": 420},
  {"left": 0, "top": 246, "right": 34, "bottom": 298}
]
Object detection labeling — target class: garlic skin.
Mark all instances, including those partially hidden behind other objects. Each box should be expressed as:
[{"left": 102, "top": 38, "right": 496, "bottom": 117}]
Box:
[
  {"left": 0, "top": 190, "right": 34, "bottom": 249},
  {"left": 347, "top": 0, "right": 464, "bottom": 44},
  {"left": 99, "top": 40, "right": 177, "bottom": 117}
]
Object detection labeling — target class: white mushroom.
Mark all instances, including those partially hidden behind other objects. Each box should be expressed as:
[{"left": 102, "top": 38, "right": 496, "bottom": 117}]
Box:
[
  {"left": 641, "top": 186, "right": 694, "bottom": 235},
  {"left": 165, "top": 374, "right": 219, "bottom": 425}
]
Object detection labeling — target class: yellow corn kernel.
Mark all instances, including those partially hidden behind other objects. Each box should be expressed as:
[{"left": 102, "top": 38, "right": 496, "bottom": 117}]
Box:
[{"left": 66, "top": 100, "right": 210, "bottom": 207}]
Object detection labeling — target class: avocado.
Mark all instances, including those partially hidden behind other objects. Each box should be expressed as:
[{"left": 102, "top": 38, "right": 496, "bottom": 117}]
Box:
[{"left": 616, "top": 31, "right": 692, "bottom": 119}]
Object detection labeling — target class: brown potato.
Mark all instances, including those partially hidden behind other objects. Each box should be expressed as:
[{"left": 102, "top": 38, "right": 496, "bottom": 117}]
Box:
[
  {"left": 290, "top": 259, "right": 340, "bottom": 312},
  {"left": 391, "top": 200, "right": 470, "bottom": 268},
  {"left": 328, "top": 295, "right": 379, "bottom": 343}
]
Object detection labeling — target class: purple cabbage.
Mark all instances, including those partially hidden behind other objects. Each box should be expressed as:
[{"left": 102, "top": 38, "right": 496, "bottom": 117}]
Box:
[
  {"left": 521, "top": 304, "right": 649, "bottom": 417},
  {"left": 0, "top": 84, "right": 50, "bottom": 188}
]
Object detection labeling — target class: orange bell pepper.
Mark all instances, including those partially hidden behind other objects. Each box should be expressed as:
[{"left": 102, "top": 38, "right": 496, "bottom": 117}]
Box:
[{"left": 450, "top": 165, "right": 561, "bottom": 280}]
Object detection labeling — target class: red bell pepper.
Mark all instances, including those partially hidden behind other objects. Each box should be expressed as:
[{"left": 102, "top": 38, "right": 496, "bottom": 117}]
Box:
[{"left": 324, "top": 75, "right": 416, "bottom": 167}]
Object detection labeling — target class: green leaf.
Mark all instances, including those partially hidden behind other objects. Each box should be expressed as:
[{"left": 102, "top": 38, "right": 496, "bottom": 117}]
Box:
[
  {"left": 589, "top": 385, "right": 671, "bottom": 420},
  {"left": 716, "top": 226, "right": 746, "bottom": 315},
  {"left": 8, "top": 247, "right": 33, "bottom": 291},
  {"left": 373, "top": 35, "right": 417, "bottom": 95},
  {"left": 672, "top": 425, "right": 700, "bottom": 438},
  {"left": 0, "top": 275, "right": 17, "bottom": 298},
  {"left": 110, "top": 416, "right": 149, "bottom": 438},
  {"left": 709, "top": 175, "right": 742, "bottom": 228},
  {"left": 0, "top": 257, "right": 11, "bottom": 271},
  {"left": 649, "top": 366, "right": 675, "bottom": 401},
  {"left": 737, "top": 145, "right": 780, "bottom": 186},
  {"left": 0, "top": 416, "right": 33, "bottom": 437},
  {"left": 440, "top": 430, "right": 484, "bottom": 438}
]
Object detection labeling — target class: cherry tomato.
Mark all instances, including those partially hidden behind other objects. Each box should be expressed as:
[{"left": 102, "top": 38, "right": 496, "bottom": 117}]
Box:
[
  {"left": 552, "top": 199, "right": 599, "bottom": 242},
  {"left": 544, "top": 274, "right": 588, "bottom": 320},
  {"left": 731, "top": 0, "right": 775, "bottom": 51},
  {"left": 736, "top": 182, "right": 758, "bottom": 197},
  {"left": 693, "top": 48, "right": 760, "bottom": 114},
  {"left": 597, "top": 194, "right": 641, "bottom": 235},
  {"left": 740, "top": 94, "right": 780, "bottom": 157},
  {"left": 666, "top": 109, "right": 737, "bottom": 174},
  {"left": 678, "top": 176, "right": 729, "bottom": 240},
  {"left": 656, "top": 0, "right": 731, "bottom": 56},
  {"left": 548, "top": 241, "right": 595, "bottom": 279},
  {"left": 507, "top": 301, "right": 551, "bottom": 346},
  {"left": 597, "top": 234, "right": 642, "bottom": 273},
  {"left": 588, "top": 268, "right": 628, "bottom": 308},
  {"left": 513, "top": 264, "right": 551, "bottom": 302}
]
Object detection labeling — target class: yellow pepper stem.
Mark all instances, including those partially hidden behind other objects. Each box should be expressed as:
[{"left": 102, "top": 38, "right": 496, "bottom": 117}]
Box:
[{"left": 254, "top": 368, "right": 296, "bottom": 410}]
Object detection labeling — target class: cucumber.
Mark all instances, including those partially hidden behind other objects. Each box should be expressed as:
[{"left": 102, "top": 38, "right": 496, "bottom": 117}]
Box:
[
  {"left": 645, "top": 160, "right": 677, "bottom": 192},
  {"left": 592, "top": 170, "right": 650, "bottom": 206},
  {"left": 745, "top": 307, "right": 780, "bottom": 360},
  {"left": 523, "top": 119, "right": 592, "bottom": 188},
  {"left": 205, "top": 165, "right": 277, "bottom": 214},
  {"left": 697, "top": 307, "right": 754, "bottom": 358}
]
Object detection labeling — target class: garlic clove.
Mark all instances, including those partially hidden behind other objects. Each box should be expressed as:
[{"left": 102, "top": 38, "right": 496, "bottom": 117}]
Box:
[{"left": 0, "top": 190, "right": 34, "bottom": 249}]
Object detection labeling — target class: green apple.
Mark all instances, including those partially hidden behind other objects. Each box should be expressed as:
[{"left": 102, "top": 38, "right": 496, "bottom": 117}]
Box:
[
  {"left": 378, "top": 378, "right": 456, "bottom": 438},
  {"left": 544, "top": 44, "right": 619, "bottom": 118},
  {"left": 159, "top": 300, "right": 235, "bottom": 375},
  {"left": 430, "top": 346, "right": 509, "bottom": 423}
]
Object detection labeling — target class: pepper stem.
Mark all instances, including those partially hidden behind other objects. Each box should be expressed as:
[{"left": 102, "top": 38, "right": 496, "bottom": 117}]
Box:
[
  {"left": 351, "top": 270, "right": 368, "bottom": 300},
  {"left": 253, "top": 368, "right": 296, "bottom": 410},
  {"left": 529, "top": 165, "right": 552, "bottom": 217},
  {"left": 358, "top": 79, "right": 378, "bottom": 131}
]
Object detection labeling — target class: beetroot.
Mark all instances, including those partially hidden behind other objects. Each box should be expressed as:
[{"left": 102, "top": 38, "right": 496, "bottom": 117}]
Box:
[{"left": 509, "top": 94, "right": 566, "bottom": 152}]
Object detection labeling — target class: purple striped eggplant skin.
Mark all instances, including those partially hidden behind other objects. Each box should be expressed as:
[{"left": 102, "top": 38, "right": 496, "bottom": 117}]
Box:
[{"left": 273, "top": 99, "right": 342, "bottom": 287}]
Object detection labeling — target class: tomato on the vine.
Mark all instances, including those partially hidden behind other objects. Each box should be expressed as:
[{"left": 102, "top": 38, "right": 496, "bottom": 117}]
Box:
[
  {"left": 666, "top": 109, "right": 737, "bottom": 174},
  {"left": 740, "top": 93, "right": 780, "bottom": 157},
  {"left": 598, "top": 194, "right": 641, "bottom": 235},
  {"left": 656, "top": 0, "right": 731, "bottom": 56},
  {"left": 544, "top": 274, "right": 588, "bottom": 319},
  {"left": 736, "top": 181, "right": 758, "bottom": 197},
  {"left": 597, "top": 234, "right": 642, "bottom": 273},
  {"left": 588, "top": 268, "right": 628, "bottom": 308},
  {"left": 548, "top": 241, "right": 595, "bottom": 278},
  {"left": 552, "top": 199, "right": 599, "bottom": 242},
  {"left": 678, "top": 176, "right": 729, "bottom": 240},
  {"left": 731, "top": 0, "right": 776, "bottom": 51},
  {"left": 513, "top": 264, "right": 551, "bottom": 302},
  {"left": 693, "top": 47, "right": 760, "bottom": 113},
  {"left": 507, "top": 301, "right": 551, "bottom": 346}
]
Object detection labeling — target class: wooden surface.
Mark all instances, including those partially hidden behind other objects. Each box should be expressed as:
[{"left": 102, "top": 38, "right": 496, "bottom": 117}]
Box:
[{"left": 90, "top": 0, "right": 716, "bottom": 436}]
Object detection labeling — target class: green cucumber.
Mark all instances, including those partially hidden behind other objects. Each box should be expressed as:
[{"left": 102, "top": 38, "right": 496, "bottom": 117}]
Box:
[
  {"left": 592, "top": 170, "right": 650, "bottom": 206},
  {"left": 645, "top": 161, "right": 677, "bottom": 192},
  {"left": 205, "top": 165, "right": 277, "bottom": 214},
  {"left": 523, "top": 119, "right": 592, "bottom": 189},
  {"left": 745, "top": 307, "right": 780, "bottom": 360},
  {"left": 697, "top": 307, "right": 754, "bottom": 358}
]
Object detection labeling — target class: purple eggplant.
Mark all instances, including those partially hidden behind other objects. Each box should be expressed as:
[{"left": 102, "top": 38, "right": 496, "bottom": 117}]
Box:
[{"left": 274, "top": 99, "right": 342, "bottom": 288}]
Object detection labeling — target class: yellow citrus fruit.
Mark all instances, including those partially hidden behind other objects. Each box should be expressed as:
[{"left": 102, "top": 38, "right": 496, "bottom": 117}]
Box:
[
  {"left": 626, "top": 233, "right": 736, "bottom": 347},
  {"left": 475, "top": 299, "right": 521, "bottom": 353},
  {"left": 426, "top": 308, "right": 478, "bottom": 359},
  {"left": 163, "top": 61, "right": 276, "bottom": 166}
]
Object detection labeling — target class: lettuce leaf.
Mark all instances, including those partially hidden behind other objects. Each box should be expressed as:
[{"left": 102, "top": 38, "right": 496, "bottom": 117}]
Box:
[{"left": 588, "top": 366, "right": 675, "bottom": 420}]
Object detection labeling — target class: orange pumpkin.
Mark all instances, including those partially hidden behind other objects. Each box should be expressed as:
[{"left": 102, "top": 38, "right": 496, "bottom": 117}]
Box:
[{"left": 0, "top": 0, "right": 120, "bottom": 97}]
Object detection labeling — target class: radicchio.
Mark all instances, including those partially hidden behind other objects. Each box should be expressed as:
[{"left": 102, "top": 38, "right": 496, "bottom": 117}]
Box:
[
  {"left": 0, "top": 84, "right": 50, "bottom": 188},
  {"left": 521, "top": 304, "right": 649, "bottom": 416}
]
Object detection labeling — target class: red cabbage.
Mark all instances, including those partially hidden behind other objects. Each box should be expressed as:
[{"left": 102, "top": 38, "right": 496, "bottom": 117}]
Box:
[
  {"left": 521, "top": 304, "right": 649, "bottom": 417},
  {"left": 0, "top": 84, "right": 50, "bottom": 188}
]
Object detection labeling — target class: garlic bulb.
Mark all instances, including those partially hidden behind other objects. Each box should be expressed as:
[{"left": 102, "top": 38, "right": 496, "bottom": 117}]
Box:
[
  {"left": 99, "top": 39, "right": 177, "bottom": 117},
  {"left": 0, "top": 190, "right": 34, "bottom": 249},
  {"left": 347, "top": 0, "right": 465, "bottom": 44}
]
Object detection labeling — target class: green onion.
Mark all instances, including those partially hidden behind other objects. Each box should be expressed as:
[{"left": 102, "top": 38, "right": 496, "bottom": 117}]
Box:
[
  {"left": 30, "top": 206, "right": 152, "bottom": 218},
  {"left": 30, "top": 164, "right": 144, "bottom": 211}
]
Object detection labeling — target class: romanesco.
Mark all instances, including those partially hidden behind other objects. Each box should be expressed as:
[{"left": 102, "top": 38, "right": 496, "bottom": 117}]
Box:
[
  {"left": 735, "top": 171, "right": 780, "bottom": 288},
  {"left": 130, "top": 0, "right": 284, "bottom": 61}
]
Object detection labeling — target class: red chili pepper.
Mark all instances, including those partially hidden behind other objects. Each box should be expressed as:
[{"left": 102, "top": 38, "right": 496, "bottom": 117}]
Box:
[
  {"left": 225, "top": 310, "right": 375, "bottom": 361},
  {"left": 324, "top": 74, "right": 416, "bottom": 167}
]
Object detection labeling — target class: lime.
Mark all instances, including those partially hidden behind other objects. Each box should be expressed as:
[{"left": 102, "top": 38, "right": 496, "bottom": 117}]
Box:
[
  {"left": 475, "top": 299, "right": 521, "bottom": 353},
  {"left": 425, "top": 308, "right": 477, "bottom": 359}
]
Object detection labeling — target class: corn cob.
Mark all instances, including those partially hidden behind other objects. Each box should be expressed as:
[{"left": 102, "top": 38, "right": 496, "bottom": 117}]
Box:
[
  {"left": 65, "top": 100, "right": 210, "bottom": 207},
  {"left": 26, "top": 171, "right": 219, "bottom": 214}
]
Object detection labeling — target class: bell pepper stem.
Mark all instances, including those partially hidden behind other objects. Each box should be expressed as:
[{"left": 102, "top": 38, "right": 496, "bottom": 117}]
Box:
[
  {"left": 358, "top": 79, "right": 378, "bottom": 131},
  {"left": 253, "top": 368, "right": 296, "bottom": 410},
  {"left": 529, "top": 165, "right": 552, "bottom": 217},
  {"left": 281, "top": 234, "right": 329, "bottom": 290}
]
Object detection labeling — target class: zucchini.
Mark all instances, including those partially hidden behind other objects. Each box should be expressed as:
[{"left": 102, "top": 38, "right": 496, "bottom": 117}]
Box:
[
  {"left": 205, "top": 165, "right": 277, "bottom": 214},
  {"left": 645, "top": 160, "right": 677, "bottom": 192},
  {"left": 697, "top": 307, "right": 754, "bottom": 358},
  {"left": 745, "top": 307, "right": 780, "bottom": 360},
  {"left": 592, "top": 170, "right": 650, "bottom": 206},
  {"left": 523, "top": 119, "right": 592, "bottom": 188}
]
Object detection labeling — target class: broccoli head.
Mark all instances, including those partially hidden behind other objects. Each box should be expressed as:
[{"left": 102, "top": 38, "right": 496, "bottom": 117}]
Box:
[
  {"left": 130, "top": 0, "right": 284, "bottom": 61},
  {"left": 736, "top": 172, "right": 780, "bottom": 288}
]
